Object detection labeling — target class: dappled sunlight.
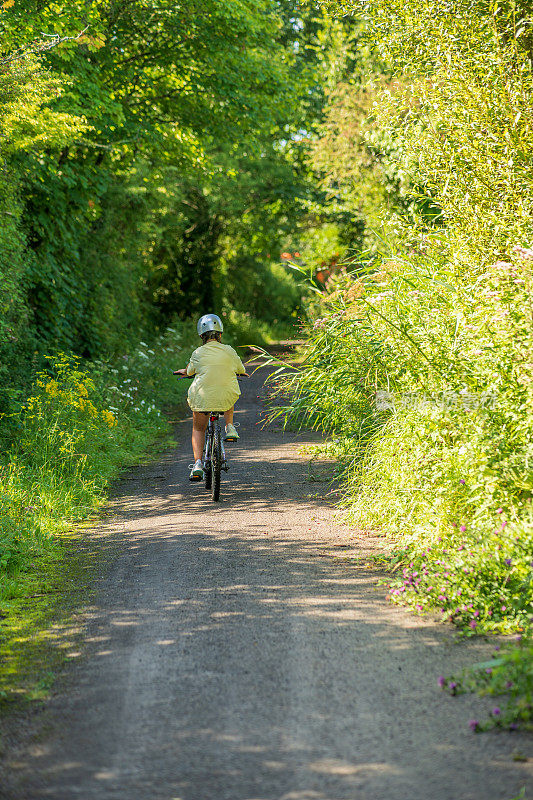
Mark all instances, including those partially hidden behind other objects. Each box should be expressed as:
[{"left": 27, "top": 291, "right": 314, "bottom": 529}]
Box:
[
  {"left": 5, "top": 370, "right": 531, "bottom": 800},
  {"left": 10, "top": 525, "right": 531, "bottom": 799},
  {"left": 308, "top": 759, "right": 400, "bottom": 777}
]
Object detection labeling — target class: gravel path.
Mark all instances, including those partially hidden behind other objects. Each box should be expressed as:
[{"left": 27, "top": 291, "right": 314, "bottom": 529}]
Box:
[{"left": 4, "top": 367, "right": 532, "bottom": 800}]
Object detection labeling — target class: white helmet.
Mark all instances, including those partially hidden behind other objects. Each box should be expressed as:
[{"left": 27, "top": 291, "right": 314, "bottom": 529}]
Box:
[{"left": 197, "top": 313, "right": 223, "bottom": 336}]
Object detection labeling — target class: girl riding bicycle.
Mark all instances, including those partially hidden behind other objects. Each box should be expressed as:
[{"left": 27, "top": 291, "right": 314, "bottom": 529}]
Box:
[{"left": 174, "top": 314, "right": 248, "bottom": 481}]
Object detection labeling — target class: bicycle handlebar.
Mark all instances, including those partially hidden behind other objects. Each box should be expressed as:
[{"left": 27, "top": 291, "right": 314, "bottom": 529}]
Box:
[{"left": 173, "top": 371, "right": 249, "bottom": 379}]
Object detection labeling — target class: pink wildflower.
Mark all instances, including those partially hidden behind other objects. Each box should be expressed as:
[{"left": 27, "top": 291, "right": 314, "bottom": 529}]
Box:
[
  {"left": 491, "top": 260, "right": 514, "bottom": 270},
  {"left": 512, "top": 245, "right": 533, "bottom": 260}
]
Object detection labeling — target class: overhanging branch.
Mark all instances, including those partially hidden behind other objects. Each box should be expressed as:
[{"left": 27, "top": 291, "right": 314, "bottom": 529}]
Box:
[{"left": 0, "top": 27, "right": 89, "bottom": 67}]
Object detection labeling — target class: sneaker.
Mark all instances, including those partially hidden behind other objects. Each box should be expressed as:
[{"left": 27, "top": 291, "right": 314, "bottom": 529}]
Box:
[
  {"left": 224, "top": 423, "right": 239, "bottom": 441},
  {"left": 189, "top": 459, "right": 204, "bottom": 481}
]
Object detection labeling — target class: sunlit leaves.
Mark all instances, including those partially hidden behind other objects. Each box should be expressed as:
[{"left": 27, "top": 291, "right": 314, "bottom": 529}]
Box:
[{"left": 0, "top": 0, "right": 326, "bottom": 402}]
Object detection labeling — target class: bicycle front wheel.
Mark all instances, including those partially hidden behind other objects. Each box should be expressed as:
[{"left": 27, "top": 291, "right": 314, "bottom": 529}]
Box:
[{"left": 212, "top": 422, "right": 222, "bottom": 501}]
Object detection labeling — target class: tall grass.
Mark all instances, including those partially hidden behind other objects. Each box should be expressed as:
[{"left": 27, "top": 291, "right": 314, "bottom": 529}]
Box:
[
  {"left": 276, "top": 0, "right": 533, "bottom": 727},
  {"left": 272, "top": 240, "right": 532, "bottom": 727},
  {"left": 0, "top": 325, "right": 195, "bottom": 613}
]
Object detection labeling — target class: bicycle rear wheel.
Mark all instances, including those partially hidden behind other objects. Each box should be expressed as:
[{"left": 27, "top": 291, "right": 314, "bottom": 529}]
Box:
[
  {"left": 204, "top": 428, "right": 212, "bottom": 490},
  {"left": 212, "top": 422, "right": 222, "bottom": 501}
]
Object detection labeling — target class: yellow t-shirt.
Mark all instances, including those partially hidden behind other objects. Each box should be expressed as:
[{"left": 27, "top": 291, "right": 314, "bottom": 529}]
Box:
[{"left": 186, "top": 340, "right": 246, "bottom": 412}]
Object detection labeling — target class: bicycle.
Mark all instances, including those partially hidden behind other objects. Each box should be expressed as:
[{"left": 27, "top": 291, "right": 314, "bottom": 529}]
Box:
[
  {"left": 202, "top": 410, "right": 228, "bottom": 502},
  {"left": 174, "top": 372, "right": 245, "bottom": 502}
]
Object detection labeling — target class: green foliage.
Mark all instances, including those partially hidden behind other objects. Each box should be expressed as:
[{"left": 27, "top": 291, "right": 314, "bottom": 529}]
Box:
[
  {"left": 441, "top": 633, "right": 533, "bottom": 731},
  {"left": 0, "top": 324, "right": 192, "bottom": 609},
  {"left": 224, "top": 309, "right": 298, "bottom": 348},
  {"left": 273, "top": 0, "right": 533, "bottom": 727},
  {"left": 0, "top": 168, "right": 34, "bottom": 410},
  {"left": 0, "top": 1, "right": 329, "bottom": 412},
  {"left": 279, "top": 233, "right": 533, "bottom": 631},
  {"left": 0, "top": 50, "right": 87, "bottom": 410}
]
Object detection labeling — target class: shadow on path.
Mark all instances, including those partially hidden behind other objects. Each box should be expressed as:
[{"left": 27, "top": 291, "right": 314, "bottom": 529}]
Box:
[{"left": 2, "top": 368, "right": 532, "bottom": 800}]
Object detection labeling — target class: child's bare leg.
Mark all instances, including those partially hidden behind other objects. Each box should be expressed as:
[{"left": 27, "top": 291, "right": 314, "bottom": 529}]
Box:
[
  {"left": 192, "top": 411, "right": 208, "bottom": 461},
  {"left": 224, "top": 407, "right": 234, "bottom": 426}
]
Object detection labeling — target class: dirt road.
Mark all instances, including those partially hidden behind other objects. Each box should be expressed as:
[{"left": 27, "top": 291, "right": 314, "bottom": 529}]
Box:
[{"left": 4, "top": 369, "right": 532, "bottom": 799}]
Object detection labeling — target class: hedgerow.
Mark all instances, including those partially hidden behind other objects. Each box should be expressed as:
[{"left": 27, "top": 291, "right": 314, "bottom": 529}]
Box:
[{"left": 275, "top": 1, "right": 533, "bottom": 728}]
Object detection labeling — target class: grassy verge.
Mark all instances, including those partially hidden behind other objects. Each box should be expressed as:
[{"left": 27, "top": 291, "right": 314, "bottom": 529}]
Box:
[
  {"left": 0, "top": 523, "right": 110, "bottom": 711},
  {"left": 0, "top": 324, "right": 195, "bottom": 706}
]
